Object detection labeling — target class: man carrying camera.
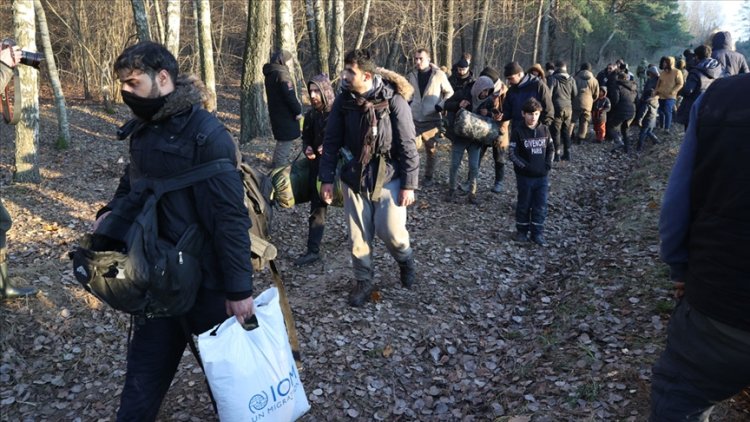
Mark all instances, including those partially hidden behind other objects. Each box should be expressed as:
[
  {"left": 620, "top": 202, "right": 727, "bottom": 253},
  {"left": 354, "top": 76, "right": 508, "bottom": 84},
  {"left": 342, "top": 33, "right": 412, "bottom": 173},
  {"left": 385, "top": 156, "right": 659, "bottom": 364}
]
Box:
[{"left": 1, "top": 43, "right": 38, "bottom": 300}]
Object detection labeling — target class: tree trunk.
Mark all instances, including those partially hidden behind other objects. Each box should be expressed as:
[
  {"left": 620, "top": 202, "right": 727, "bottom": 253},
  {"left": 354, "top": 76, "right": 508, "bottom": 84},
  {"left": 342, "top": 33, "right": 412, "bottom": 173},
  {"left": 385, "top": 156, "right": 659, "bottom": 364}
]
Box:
[
  {"left": 533, "top": 0, "right": 544, "bottom": 64},
  {"left": 385, "top": 16, "right": 406, "bottom": 70},
  {"left": 240, "top": 0, "right": 272, "bottom": 143},
  {"left": 314, "top": 0, "right": 329, "bottom": 75},
  {"left": 151, "top": 0, "right": 165, "bottom": 44},
  {"left": 471, "top": 0, "right": 489, "bottom": 74},
  {"left": 459, "top": 7, "right": 467, "bottom": 56},
  {"left": 131, "top": 0, "right": 151, "bottom": 42},
  {"left": 540, "top": 0, "right": 551, "bottom": 64},
  {"left": 275, "top": 0, "right": 304, "bottom": 97},
  {"left": 329, "top": 0, "right": 344, "bottom": 78},
  {"left": 196, "top": 0, "right": 216, "bottom": 111},
  {"left": 354, "top": 0, "right": 372, "bottom": 50},
  {"left": 33, "top": 0, "right": 70, "bottom": 149},
  {"left": 441, "top": 0, "right": 454, "bottom": 67},
  {"left": 304, "top": 0, "right": 318, "bottom": 68},
  {"left": 191, "top": 0, "right": 199, "bottom": 74},
  {"left": 430, "top": 0, "right": 439, "bottom": 65},
  {"left": 12, "top": 0, "right": 40, "bottom": 183},
  {"left": 165, "top": 0, "right": 180, "bottom": 57}
]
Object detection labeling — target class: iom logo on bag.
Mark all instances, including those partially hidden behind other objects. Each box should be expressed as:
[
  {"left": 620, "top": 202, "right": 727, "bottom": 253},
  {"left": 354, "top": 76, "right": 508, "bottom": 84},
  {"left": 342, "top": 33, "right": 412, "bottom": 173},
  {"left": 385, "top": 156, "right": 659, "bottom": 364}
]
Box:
[{"left": 248, "top": 363, "right": 302, "bottom": 418}]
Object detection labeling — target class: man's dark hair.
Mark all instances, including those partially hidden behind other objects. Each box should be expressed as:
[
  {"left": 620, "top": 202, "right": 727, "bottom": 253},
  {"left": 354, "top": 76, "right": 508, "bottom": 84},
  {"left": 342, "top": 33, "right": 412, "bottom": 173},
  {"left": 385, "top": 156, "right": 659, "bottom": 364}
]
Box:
[
  {"left": 554, "top": 60, "right": 567, "bottom": 71},
  {"left": 114, "top": 41, "right": 178, "bottom": 82},
  {"left": 695, "top": 45, "right": 712, "bottom": 60},
  {"left": 415, "top": 48, "right": 430, "bottom": 57},
  {"left": 344, "top": 49, "right": 377, "bottom": 75},
  {"left": 545, "top": 62, "right": 555, "bottom": 71},
  {"left": 580, "top": 62, "right": 592, "bottom": 71},
  {"left": 521, "top": 97, "right": 543, "bottom": 113}
]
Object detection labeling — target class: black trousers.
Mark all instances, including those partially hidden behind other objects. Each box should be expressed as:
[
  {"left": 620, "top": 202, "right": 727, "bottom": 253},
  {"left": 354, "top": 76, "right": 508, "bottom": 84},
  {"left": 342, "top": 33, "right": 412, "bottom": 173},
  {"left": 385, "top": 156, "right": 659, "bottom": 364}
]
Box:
[
  {"left": 650, "top": 300, "right": 750, "bottom": 421},
  {"left": 306, "top": 159, "right": 327, "bottom": 253},
  {"left": 478, "top": 145, "right": 506, "bottom": 184},
  {"left": 116, "top": 288, "right": 228, "bottom": 422}
]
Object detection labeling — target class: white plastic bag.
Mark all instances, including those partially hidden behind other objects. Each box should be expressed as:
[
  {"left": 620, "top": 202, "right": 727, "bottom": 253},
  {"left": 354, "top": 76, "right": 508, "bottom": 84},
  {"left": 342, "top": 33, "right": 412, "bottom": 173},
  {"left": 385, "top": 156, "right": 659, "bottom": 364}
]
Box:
[{"left": 198, "top": 287, "right": 310, "bottom": 422}]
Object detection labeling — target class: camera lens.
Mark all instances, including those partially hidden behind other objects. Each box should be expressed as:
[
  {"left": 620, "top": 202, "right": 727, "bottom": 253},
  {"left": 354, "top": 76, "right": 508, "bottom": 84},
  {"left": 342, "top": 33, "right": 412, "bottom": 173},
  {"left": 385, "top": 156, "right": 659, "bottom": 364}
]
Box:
[{"left": 19, "top": 50, "right": 43, "bottom": 69}]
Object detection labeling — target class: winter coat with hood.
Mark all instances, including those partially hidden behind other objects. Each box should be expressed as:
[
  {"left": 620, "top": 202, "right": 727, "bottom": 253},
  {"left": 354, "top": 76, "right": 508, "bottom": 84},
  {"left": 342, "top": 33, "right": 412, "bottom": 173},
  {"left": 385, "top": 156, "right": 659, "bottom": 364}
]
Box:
[
  {"left": 444, "top": 76, "right": 496, "bottom": 144},
  {"left": 675, "top": 57, "right": 722, "bottom": 126},
  {"left": 407, "top": 65, "right": 454, "bottom": 123},
  {"left": 608, "top": 78, "right": 638, "bottom": 123},
  {"left": 302, "top": 74, "right": 335, "bottom": 152},
  {"left": 501, "top": 73, "right": 554, "bottom": 128},
  {"left": 319, "top": 68, "right": 419, "bottom": 192},
  {"left": 263, "top": 60, "right": 303, "bottom": 141},
  {"left": 547, "top": 70, "right": 578, "bottom": 112},
  {"left": 100, "top": 75, "right": 254, "bottom": 300},
  {"left": 572, "top": 69, "right": 599, "bottom": 113},
  {"left": 711, "top": 31, "right": 749, "bottom": 76},
  {"left": 655, "top": 57, "right": 684, "bottom": 100}
]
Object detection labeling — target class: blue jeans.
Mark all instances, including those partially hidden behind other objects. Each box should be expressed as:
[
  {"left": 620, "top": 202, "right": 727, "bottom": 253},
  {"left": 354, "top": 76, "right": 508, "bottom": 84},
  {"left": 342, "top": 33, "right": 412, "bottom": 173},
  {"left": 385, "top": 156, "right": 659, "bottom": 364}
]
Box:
[
  {"left": 449, "top": 140, "right": 481, "bottom": 193},
  {"left": 638, "top": 126, "right": 658, "bottom": 150},
  {"left": 658, "top": 98, "right": 676, "bottom": 130},
  {"left": 650, "top": 300, "right": 750, "bottom": 421},
  {"left": 515, "top": 175, "right": 549, "bottom": 235}
]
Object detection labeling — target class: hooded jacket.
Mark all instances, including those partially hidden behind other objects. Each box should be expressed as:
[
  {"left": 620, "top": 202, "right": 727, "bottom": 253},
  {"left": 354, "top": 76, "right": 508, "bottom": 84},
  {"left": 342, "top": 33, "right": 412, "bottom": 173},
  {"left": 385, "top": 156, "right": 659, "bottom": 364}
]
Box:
[
  {"left": 501, "top": 73, "right": 554, "bottom": 128},
  {"left": 675, "top": 58, "right": 722, "bottom": 126},
  {"left": 711, "top": 31, "right": 749, "bottom": 76},
  {"left": 407, "top": 65, "right": 454, "bottom": 123},
  {"left": 263, "top": 62, "right": 303, "bottom": 141},
  {"left": 302, "top": 74, "right": 335, "bottom": 151},
  {"left": 572, "top": 69, "right": 599, "bottom": 112},
  {"left": 655, "top": 57, "right": 684, "bottom": 100},
  {"left": 608, "top": 78, "right": 638, "bottom": 123},
  {"left": 319, "top": 68, "right": 419, "bottom": 192},
  {"left": 547, "top": 71, "right": 578, "bottom": 112},
  {"left": 102, "top": 75, "right": 254, "bottom": 300}
]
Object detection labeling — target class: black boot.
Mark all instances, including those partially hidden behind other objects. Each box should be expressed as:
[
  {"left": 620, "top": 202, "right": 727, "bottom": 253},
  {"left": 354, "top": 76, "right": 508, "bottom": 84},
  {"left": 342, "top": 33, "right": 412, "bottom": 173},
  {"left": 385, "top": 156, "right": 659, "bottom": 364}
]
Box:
[
  {"left": 530, "top": 227, "right": 547, "bottom": 247},
  {"left": 293, "top": 250, "right": 320, "bottom": 267},
  {"left": 348, "top": 279, "right": 374, "bottom": 307},
  {"left": 398, "top": 256, "right": 416, "bottom": 289},
  {"left": 1, "top": 261, "right": 37, "bottom": 300}
]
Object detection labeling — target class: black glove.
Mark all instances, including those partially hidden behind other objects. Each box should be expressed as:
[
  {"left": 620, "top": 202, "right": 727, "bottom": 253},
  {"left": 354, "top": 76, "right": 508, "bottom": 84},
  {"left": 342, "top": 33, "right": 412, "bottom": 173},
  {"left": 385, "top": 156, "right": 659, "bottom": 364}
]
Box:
[{"left": 435, "top": 104, "right": 443, "bottom": 112}]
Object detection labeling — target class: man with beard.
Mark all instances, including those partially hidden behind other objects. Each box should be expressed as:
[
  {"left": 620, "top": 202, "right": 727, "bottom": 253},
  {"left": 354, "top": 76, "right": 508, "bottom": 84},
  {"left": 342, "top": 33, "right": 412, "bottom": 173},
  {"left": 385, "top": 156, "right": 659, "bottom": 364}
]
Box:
[
  {"left": 97, "top": 42, "right": 255, "bottom": 420},
  {"left": 294, "top": 74, "right": 335, "bottom": 267},
  {"left": 500, "top": 62, "right": 554, "bottom": 144},
  {"left": 319, "top": 49, "right": 419, "bottom": 307}
]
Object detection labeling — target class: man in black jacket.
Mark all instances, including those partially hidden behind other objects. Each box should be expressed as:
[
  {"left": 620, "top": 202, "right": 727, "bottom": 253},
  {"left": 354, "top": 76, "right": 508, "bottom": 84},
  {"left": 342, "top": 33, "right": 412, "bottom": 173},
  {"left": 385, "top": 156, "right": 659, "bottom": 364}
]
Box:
[
  {"left": 547, "top": 60, "right": 577, "bottom": 161},
  {"left": 263, "top": 49, "right": 303, "bottom": 168},
  {"left": 652, "top": 72, "right": 750, "bottom": 421},
  {"left": 319, "top": 49, "right": 419, "bottom": 307},
  {"left": 710, "top": 31, "right": 749, "bottom": 76},
  {"left": 294, "top": 74, "right": 335, "bottom": 267},
  {"left": 99, "top": 42, "right": 255, "bottom": 420}
]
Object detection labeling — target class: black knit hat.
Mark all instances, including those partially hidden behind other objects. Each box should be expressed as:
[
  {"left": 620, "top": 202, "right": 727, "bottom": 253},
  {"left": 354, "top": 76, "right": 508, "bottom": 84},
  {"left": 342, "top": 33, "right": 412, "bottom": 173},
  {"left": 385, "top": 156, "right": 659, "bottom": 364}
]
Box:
[
  {"left": 504, "top": 61, "right": 524, "bottom": 77},
  {"left": 480, "top": 66, "right": 501, "bottom": 82},
  {"left": 456, "top": 58, "right": 470, "bottom": 69}
]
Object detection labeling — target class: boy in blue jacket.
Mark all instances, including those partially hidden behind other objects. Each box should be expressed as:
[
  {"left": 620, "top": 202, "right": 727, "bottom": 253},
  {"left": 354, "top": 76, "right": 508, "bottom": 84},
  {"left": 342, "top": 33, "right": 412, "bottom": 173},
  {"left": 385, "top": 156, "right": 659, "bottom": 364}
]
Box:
[{"left": 509, "top": 98, "right": 555, "bottom": 246}]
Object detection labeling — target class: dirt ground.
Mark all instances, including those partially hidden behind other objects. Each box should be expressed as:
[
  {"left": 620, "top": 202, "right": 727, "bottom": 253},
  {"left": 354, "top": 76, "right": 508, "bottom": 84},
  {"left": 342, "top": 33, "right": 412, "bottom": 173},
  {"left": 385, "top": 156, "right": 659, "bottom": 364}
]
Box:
[{"left": 1, "top": 90, "right": 748, "bottom": 421}]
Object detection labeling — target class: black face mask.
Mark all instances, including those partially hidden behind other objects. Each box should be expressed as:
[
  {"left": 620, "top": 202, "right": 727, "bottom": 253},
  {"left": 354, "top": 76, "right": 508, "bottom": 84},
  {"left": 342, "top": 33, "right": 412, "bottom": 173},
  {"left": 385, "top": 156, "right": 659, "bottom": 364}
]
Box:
[{"left": 121, "top": 90, "right": 168, "bottom": 121}]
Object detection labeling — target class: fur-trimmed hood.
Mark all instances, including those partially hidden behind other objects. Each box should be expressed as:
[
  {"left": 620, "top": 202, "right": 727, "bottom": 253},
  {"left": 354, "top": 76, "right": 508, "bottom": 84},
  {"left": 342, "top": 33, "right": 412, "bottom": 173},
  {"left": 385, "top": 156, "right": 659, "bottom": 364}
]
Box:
[
  {"left": 376, "top": 67, "right": 413, "bottom": 102},
  {"left": 152, "top": 74, "right": 212, "bottom": 121}
]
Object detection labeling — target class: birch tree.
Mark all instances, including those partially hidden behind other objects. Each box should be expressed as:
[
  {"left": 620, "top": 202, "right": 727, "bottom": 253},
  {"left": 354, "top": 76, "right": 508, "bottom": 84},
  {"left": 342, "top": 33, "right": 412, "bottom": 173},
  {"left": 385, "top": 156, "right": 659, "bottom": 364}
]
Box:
[
  {"left": 165, "top": 0, "right": 180, "bottom": 57},
  {"left": 12, "top": 0, "right": 40, "bottom": 183},
  {"left": 240, "top": 0, "right": 272, "bottom": 143},
  {"left": 33, "top": 0, "right": 69, "bottom": 148},
  {"left": 314, "top": 0, "right": 329, "bottom": 75},
  {"left": 440, "top": 0, "right": 455, "bottom": 67},
  {"left": 275, "top": 0, "right": 304, "bottom": 95},
  {"left": 131, "top": 0, "right": 151, "bottom": 42},
  {"left": 195, "top": 0, "right": 216, "bottom": 111},
  {"left": 354, "top": 0, "right": 372, "bottom": 50},
  {"left": 471, "top": 0, "right": 489, "bottom": 73},
  {"left": 329, "top": 0, "right": 345, "bottom": 78}
]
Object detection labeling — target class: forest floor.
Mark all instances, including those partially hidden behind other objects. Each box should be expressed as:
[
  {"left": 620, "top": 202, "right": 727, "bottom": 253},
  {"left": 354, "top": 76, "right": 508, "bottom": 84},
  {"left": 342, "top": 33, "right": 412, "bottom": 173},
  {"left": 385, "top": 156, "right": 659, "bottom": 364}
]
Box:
[{"left": 1, "top": 88, "right": 749, "bottom": 422}]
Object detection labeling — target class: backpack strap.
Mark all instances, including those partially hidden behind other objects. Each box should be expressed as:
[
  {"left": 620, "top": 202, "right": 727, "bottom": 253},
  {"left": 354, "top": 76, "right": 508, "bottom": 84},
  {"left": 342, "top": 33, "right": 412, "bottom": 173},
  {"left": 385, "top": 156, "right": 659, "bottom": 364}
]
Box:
[{"left": 150, "top": 158, "right": 236, "bottom": 199}]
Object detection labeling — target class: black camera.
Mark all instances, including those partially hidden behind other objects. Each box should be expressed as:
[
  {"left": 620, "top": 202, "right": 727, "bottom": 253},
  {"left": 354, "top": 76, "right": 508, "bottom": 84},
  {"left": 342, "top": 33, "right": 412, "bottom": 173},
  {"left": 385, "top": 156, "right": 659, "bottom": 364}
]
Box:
[{"left": 1, "top": 39, "right": 42, "bottom": 69}]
